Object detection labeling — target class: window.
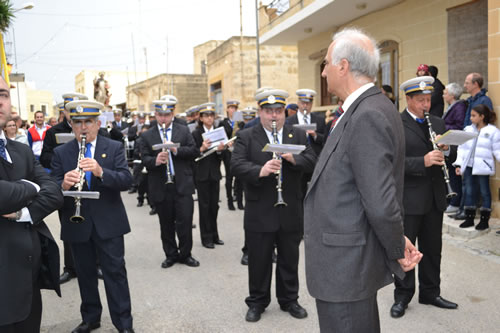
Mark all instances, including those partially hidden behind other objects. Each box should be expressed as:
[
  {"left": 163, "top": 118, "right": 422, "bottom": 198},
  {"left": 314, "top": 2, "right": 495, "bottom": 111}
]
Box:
[
  {"left": 210, "top": 81, "right": 223, "bottom": 115},
  {"left": 30, "top": 104, "right": 34, "bottom": 112},
  {"left": 200, "top": 60, "right": 207, "bottom": 75},
  {"left": 320, "top": 61, "right": 337, "bottom": 106},
  {"left": 377, "top": 40, "right": 398, "bottom": 108},
  {"left": 41, "top": 104, "right": 48, "bottom": 115}
]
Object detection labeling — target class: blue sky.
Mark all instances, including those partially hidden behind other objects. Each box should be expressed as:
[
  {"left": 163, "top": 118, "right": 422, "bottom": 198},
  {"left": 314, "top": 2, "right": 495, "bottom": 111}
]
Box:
[{"left": 6, "top": 0, "right": 264, "bottom": 103}]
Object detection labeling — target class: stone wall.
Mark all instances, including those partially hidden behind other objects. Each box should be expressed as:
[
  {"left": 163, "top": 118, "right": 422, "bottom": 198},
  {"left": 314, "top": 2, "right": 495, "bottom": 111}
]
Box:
[
  {"left": 126, "top": 73, "right": 208, "bottom": 114},
  {"left": 206, "top": 36, "right": 298, "bottom": 110}
]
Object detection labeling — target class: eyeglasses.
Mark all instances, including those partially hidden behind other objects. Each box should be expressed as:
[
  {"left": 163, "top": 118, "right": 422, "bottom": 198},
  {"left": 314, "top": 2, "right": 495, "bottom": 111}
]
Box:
[
  {"left": 263, "top": 108, "right": 284, "bottom": 115},
  {"left": 72, "top": 119, "right": 95, "bottom": 127}
]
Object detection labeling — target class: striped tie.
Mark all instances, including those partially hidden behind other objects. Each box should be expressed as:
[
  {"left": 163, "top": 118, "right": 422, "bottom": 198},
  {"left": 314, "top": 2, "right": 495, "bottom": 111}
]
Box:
[{"left": 328, "top": 106, "right": 345, "bottom": 136}]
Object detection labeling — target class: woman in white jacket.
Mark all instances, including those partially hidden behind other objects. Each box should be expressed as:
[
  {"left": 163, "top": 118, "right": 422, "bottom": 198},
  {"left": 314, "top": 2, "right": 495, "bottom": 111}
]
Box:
[{"left": 454, "top": 104, "right": 500, "bottom": 230}]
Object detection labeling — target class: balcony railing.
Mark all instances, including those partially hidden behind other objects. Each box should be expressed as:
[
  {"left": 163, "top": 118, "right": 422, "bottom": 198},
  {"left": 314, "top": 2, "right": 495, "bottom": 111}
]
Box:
[{"left": 266, "top": 0, "right": 290, "bottom": 17}]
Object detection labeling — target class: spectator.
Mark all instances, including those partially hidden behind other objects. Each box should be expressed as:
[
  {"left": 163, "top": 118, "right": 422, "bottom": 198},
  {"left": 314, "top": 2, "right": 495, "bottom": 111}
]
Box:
[
  {"left": 27, "top": 111, "right": 51, "bottom": 160},
  {"left": 48, "top": 117, "right": 57, "bottom": 126},
  {"left": 463, "top": 73, "right": 493, "bottom": 127},
  {"left": 416, "top": 64, "right": 430, "bottom": 76},
  {"left": 381, "top": 84, "right": 396, "bottom": 103},
  {"left": 454, "top": 104, "right": 500, "bottom": 231},
  {"left": 4, "top": 118, "right": 28, "bottom": 145},
  {"left": 442, "top": 83, "right": 467, "bottom": 215},
  {"left": 429, "top": 65, "right": 445, "bottom": 117}
]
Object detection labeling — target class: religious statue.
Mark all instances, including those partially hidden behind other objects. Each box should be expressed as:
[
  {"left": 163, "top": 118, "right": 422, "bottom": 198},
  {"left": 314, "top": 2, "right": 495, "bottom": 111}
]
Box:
[{"left": 93, "top": 71, "right": 111, "bottom": 106}]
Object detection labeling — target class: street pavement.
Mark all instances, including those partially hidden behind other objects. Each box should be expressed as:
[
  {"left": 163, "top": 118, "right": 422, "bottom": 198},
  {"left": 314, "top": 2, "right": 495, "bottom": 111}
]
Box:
[{"left": 40, "top": 188, "right": 500, "bottom": 332}]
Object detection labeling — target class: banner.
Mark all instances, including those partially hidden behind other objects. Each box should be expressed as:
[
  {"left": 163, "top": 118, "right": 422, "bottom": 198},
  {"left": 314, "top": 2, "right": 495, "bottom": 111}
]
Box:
[{"left": 0, "top": 33, "right": 10, "bottom": 86}]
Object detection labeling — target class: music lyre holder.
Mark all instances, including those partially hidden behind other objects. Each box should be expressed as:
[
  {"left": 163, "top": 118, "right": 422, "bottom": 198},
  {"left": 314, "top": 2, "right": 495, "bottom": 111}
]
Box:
[{"left": 62, "top": 191, "right": 100, "bottom": 223}]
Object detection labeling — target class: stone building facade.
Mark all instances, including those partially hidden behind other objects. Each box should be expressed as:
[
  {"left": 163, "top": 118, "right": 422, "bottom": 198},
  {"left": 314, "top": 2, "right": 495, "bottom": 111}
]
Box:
[
  {"left": 126, "top": 73, "right": 208, "bottom": 114},
  {"left": 202, "top": 36, "right": 298, "bottom": 115}
]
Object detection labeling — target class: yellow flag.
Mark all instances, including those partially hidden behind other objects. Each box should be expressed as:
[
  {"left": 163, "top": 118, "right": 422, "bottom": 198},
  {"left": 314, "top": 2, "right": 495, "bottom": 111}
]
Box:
[{"left": 0, "top": 33, "right": 10, "bottom": 86}]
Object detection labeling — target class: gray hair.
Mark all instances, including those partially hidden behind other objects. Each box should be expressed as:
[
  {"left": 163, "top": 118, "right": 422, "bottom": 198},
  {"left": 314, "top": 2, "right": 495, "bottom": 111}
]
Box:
[
  {"left": 446, "top": 82, "right": 463, "bottom": 100},
  {"left": 331, "top": 28, "right": 380, "bottom": 81}
]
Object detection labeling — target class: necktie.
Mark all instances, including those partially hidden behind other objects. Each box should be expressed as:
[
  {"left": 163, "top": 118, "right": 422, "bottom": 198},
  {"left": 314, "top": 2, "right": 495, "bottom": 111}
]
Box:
[
  {"left": 84, "top": 142, "right": 92, "bottom": 187},
  {"left": 416, "top": 118, "right": 426, "bottom": 124},
  {"left": 163, "top": 128, "right": 175, "bottom": 176},
  {"left": 304, "top": 114, "right": 310, "bottom": 125},
  {"left": 328, "top": 106, "right": 345, "bottom": 136},
  {"left": 0, "top": 139, "right": 7, "bottom": 161}
]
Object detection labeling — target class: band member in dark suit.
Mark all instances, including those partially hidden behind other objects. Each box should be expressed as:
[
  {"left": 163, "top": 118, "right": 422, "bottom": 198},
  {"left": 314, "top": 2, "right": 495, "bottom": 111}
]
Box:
[
  {"left": 140, "top": 99, "right": 200, "bottom": 269},
  {"left": 51, "top": 100, "right": 135, "bottom": 333},
  {"left": 111, "top": 109, "right": 129, "bottom": 132},
  {"left": 0, "top": 76, "right": 63, "bottom": 333},
  {"left": 127, "top": 113, "right": 146, "bottom": 194},
  {"left": 391, "top": 76, "right": 458, "bottom": 318},
  {"left": 134, "top": 125, "right": 151, "bottom": 208},
  {"left": 285, "top": 89, "right": 325, "bottom": 155},
  {"left": 192, "top": 103, "right": 225, "bottom": 248},
  {"left": 221, "top": 99, "right": 240, "bottom": 210},
  {"left": 285, "top": 89, "right": 324, "bottom": 198},
  {"left": 231, "top": 89, "right": 316, "bottom": 323},
  {"left": 40, "top": 92, "right": 88, "bottom": 285}
]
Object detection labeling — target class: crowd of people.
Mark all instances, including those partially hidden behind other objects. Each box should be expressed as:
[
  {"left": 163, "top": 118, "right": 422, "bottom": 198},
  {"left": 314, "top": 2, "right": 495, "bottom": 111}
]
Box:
[{"left": 1, "top": 26, "right": 498, "bottom": 333}]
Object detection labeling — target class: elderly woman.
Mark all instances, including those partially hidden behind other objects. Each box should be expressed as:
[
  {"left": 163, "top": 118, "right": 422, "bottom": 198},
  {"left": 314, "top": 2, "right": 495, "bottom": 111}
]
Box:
[
  {"left": 443, "top": 82, "right": 466, "bottom": 130},
  {"left": 442, "top": 82, "right": 467, "bottom": 215},
  {"left": 4, "top": 118, "right": 29, "bottom": 145}
]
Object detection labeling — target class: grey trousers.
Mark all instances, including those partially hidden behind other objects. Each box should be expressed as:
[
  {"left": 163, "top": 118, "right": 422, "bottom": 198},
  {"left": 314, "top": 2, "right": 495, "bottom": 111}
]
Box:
[{"left": 315, "top": 293, "right": 380, "bottom": 333}]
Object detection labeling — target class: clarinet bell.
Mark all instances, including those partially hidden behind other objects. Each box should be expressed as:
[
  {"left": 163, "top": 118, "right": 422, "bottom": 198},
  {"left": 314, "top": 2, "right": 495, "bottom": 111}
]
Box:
[{"left": 70, "top": 214, "right": 85, "bottom": 223}]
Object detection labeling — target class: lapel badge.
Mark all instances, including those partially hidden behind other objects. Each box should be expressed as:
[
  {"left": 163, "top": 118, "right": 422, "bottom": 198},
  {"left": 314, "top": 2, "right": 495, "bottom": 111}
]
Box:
[
  {"left": 289, "top": 133, "right": 293, "bottom": 138},
  {"left": 101, "top": 153, "right": 107, "bottom": 158}
]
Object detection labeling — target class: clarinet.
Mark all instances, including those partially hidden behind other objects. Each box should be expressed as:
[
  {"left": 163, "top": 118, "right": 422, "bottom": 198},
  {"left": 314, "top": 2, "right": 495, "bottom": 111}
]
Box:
[
  {"left": 70, "top": 135, "right": 87, "bottom": 223},
  {"left": 271, "top": 120, "right": 287, "bottom": 207},
  {"left": 424, "top": 112, "right": 457, "bottom": 198},
  {"left": 161, "top": 123, "right": 174, "bottom": 184}
]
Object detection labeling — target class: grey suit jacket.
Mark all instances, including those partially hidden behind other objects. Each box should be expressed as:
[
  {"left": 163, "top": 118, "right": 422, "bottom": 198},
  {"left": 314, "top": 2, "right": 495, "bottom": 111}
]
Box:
[{"left": 304, "top": 86, "right": 406, "bottom": 303}]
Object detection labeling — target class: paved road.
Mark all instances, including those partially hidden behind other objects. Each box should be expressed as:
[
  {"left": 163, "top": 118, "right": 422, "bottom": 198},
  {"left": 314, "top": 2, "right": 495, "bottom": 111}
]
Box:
[{"left": 40, "top": 189, "right": 500, "bottom": 332}]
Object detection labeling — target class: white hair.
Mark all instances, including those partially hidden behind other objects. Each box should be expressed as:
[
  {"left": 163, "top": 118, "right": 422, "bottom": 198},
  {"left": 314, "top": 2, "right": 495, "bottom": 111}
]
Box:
[
  {"left": 445, "top": 82, "right": 463, "bottom": 100},
  {"left": 331, "top": 28, "right": 380, "bottom": 81}
]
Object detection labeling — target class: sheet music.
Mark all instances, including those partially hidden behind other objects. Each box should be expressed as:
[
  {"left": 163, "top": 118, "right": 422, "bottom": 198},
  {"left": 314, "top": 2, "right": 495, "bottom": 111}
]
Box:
[
  {"left": 262, "top": 143, "right": 306, "bottom": 154},
  {"left": 202, "top": 127, "right": 229, "bottom": 148},
  {"left": 435, "top": 130, "right": 478, "bottom": 145}
]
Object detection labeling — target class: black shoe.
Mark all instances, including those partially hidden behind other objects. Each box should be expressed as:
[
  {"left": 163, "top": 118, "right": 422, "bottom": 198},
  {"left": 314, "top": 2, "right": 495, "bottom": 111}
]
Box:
[
  {"left": 390, "top": 301, "right": 407, "bottom": 318},
  {"left": 459, "top": 220, "right": 474, "bottom": 228},
  {"left": 59, "top": 271, "right": 76, "bottom": 284},
  {"left": 454, "top": 211, "right": 466, "bottom": 220},
  {"left": 137, "top": 201, "right": 144, "bottom": 207},
  {"left": 237, "top": 202, "right": 244, "bottom": 210},
  {"left": 128, "top": 188, "right": 137, "bottom": 194},
  {"left": 71, "top": 321, "right": 101, "bottom": 333},
  {"left": 119, "top": 329, "right": 135, "bottom": 333},
  {"left": 203, "top": 242, "right": 215, "bottom": 249},
  {"left": 214, "top": 239, "right": 224, "bottom": 245},
  {"left": 149, "top": 207, "right": 157, "bottom": 215},
  {"left": 280, "top": 302, "right": 308, "bottom": 319},
  {"left": 241, "top": 253, "right": 248, "bottom": 265},
  {"left": 192, "top": 224, "right": 196, "bottom": 229},
  {"left": 246, "top": 307, "right": 264, "bottom": 322},
  {"left": 419, "top": 296, "right": 458, "bottom": 309},
  {"left": 228, "top": 201, "right": 235, "bottom": 211},
  {"left": 161, "top": 258, "right": 176, "bottom": 268},
  {"left": 179, "top": 256, "right": 200, "bottom": 267},
  {"left": 96, "top": 267, "right": 103, "bottom": 280}
]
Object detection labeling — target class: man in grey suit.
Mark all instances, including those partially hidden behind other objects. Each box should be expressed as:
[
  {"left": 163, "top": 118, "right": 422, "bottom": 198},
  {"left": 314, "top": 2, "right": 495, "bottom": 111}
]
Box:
[{"left": 303, "top": 28, "right": 422, "bottom": 332}]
